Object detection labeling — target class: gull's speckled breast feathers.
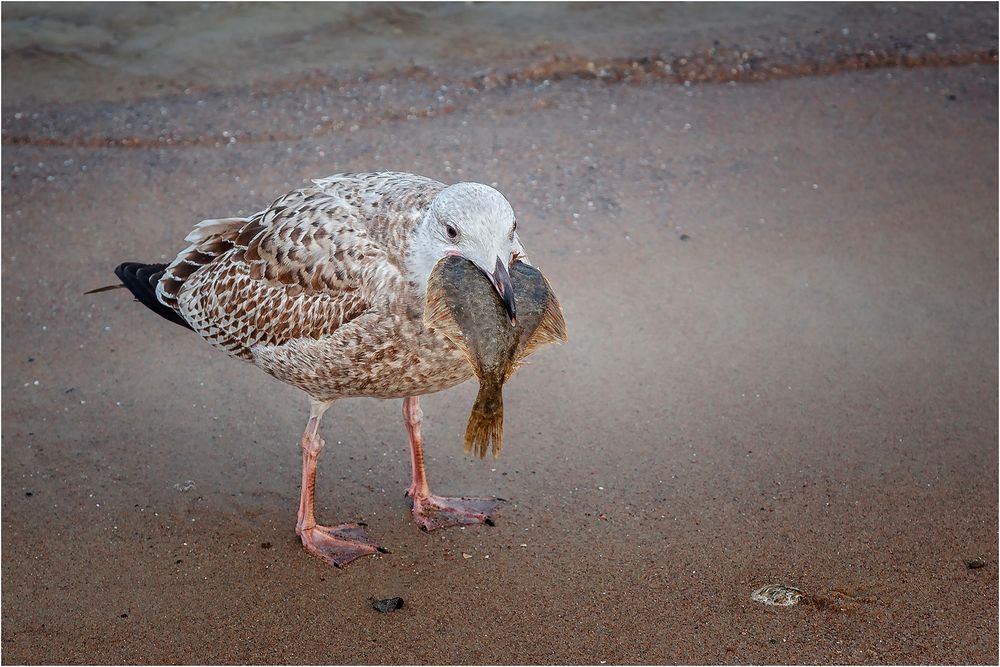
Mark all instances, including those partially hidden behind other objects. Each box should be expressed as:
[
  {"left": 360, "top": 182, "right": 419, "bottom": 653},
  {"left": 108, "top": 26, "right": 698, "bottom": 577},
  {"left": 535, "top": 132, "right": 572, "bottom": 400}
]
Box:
[{"left": 154, "top": 172, "right": 476, "bottom": 400}]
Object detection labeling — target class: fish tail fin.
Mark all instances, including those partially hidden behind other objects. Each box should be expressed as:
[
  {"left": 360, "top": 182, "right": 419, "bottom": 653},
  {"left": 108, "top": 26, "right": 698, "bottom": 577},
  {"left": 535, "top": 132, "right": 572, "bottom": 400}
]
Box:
[{"left": 464, "top": 383, "right": 504, "bottom": 459}]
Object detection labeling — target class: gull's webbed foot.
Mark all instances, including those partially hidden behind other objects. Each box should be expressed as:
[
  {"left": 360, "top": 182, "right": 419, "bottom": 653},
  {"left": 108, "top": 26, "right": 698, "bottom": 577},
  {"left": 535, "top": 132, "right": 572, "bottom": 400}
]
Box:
[
  {"left": 410, "top": 494, "right": 505, "bottom": 532},
  {"left": 298, "top": 523, "right": 386, "bottom": 568}
]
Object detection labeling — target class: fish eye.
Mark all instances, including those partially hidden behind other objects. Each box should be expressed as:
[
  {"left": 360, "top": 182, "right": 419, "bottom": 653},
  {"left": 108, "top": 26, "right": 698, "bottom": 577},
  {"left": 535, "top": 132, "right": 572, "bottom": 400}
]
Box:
[{"left": 445, "top": 224, "right": 458, "bottom": 239}]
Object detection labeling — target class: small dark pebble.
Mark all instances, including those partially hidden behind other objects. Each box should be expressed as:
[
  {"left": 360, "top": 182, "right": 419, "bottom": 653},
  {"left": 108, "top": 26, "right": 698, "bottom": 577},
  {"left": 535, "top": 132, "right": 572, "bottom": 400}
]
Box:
[
  {"left": 120, "top": 613, "right": 128, "bottom": 618},
  {"left": 175, "top": 559, "right": 183, "bottom": 564},
  {"left": 679, "top": 234, "right": 691, "bottom": 241},
  {"left": 260, "top": 541, "right": 272, "bottom": 549},
  {"left": 947, "top": 94, "right": 957, "bottom": 101},
  {"left": 371, "top": 597, "right": 404, "bottom": 613},
  {"left": 25, "top": 491, "right": 32, "bottom": 497},
  {"left": 64, "top": 387, "right": 75, "bottom": 394},
  {"left": 27, "top": 357, "right": 34, "bottom": 363},
  {"left": 966, "top": 557, "right": 987, "bottom": 569}
]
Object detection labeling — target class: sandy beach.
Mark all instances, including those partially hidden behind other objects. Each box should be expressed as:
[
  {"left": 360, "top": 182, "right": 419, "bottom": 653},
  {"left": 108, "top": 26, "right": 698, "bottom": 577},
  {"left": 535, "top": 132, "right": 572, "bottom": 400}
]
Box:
[{"left": 2, "top": 3, "right": 997, "bottom": 664}]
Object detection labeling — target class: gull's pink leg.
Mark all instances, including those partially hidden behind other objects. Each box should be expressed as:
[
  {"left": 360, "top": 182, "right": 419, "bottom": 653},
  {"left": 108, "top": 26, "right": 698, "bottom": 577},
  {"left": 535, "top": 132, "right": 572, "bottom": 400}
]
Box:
[
  {"left": 403, "top": 396, "right": 504, "bottom": 532},
  {"left": 296, "top": 402, "right": 384, "bottom": 567}
]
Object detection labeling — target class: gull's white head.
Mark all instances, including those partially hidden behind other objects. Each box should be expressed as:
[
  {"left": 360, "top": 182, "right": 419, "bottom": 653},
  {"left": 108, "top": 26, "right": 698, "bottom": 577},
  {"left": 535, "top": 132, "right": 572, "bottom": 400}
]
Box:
[{"left": 409, "top": 182, "right": 525, "bottom": 322}]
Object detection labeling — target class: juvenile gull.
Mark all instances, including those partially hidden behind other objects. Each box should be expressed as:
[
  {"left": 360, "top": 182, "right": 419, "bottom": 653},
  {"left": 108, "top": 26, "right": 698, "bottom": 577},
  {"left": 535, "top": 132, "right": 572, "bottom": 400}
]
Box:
[{"left": 111, "top": 172, "right": 528, "bottom": 567}]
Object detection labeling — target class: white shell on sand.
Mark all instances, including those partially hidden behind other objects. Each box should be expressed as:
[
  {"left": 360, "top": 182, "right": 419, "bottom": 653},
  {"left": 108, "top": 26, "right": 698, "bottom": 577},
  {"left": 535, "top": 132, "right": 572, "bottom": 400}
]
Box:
[{"left": 751, "top": 584, "right": 804, "bottom": 607}]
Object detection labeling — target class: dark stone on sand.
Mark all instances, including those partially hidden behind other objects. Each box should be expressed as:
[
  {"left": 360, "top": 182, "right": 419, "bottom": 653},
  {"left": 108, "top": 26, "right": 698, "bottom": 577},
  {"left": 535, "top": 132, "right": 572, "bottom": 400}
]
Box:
[
  {"left": 679, "top": 234, "right": 691, "bottom": 241},
  {"left": 966, "top": 557, "right": 986, "bottom": 569},
  {"left": 261, "top": 541, "right": 272, "bottom": 549},
  {"left": 372, "top": 597, "right": 405, "bottom": 613}
]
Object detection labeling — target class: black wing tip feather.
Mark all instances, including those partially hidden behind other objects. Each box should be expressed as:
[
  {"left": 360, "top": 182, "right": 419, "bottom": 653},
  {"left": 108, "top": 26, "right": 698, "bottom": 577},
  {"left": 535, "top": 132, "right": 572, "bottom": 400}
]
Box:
[{"left": 114, "top": 262, "right": 194, "bottom": 331}]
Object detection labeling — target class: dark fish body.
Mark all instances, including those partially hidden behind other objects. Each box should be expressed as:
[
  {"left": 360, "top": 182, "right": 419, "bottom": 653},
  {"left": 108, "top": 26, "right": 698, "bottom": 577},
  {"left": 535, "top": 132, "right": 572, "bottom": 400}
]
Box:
[{"left": 424, "top": 256, "right": 567, "bottom": 457}]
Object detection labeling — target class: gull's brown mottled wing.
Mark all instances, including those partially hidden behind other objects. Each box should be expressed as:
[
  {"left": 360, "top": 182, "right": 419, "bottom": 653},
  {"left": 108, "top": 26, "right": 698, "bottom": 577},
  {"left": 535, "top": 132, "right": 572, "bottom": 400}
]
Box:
[{"left": 153, "top": 173, "right": 443, "bottom": 360}]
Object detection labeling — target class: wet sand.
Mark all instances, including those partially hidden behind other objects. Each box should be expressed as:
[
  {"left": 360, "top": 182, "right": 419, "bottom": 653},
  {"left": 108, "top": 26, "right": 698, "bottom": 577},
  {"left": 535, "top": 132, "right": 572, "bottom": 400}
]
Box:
[{"left": 2, "top": 3, "right": 997, "bottom": 664}]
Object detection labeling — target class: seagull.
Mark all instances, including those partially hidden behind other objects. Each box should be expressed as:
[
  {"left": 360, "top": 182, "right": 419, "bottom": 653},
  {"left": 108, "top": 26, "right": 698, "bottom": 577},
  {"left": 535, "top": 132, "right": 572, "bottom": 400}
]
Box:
[{"left": 108, "top": 172, "right": 528, "bottom": 567}]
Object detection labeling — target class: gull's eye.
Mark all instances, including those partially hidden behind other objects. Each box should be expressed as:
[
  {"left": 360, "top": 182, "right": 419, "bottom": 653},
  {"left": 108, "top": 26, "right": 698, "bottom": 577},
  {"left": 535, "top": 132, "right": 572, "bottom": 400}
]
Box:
[{"left": 445, "top": 224, "right": 458, "bottom": 239}]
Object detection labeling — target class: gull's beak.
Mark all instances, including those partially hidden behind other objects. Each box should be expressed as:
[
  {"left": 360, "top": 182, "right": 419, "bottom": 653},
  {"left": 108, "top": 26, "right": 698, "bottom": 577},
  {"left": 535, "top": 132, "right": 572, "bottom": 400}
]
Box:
[{"left": 489, "top": 256, "right": 516, "bottom": 326}]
